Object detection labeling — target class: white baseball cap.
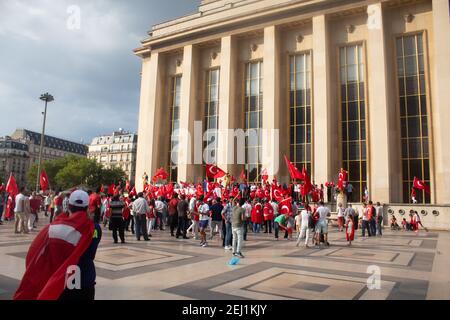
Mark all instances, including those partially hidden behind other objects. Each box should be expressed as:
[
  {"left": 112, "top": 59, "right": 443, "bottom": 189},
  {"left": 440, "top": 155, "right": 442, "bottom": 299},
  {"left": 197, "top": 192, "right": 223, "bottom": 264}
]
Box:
[{"left": 69, "top": 190, "right": 89, "bottom": 207}]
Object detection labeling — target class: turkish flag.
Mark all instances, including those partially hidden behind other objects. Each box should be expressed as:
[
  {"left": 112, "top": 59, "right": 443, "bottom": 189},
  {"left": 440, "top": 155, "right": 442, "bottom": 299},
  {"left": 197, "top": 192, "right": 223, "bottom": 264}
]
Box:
[
  {"left": 40, "top": 170, "right": 49, "bottom": 192},
  {"left": 107, "top": 184, "right": 115, "bottom": 195},
  {"left": 100, "top": 184, "right": 105, "bottom": 194},
  {"left": 129, "top": 187, "right": 137, "bottom": 197},
  {"left": 239, "top": 169, "right": 247, "bottom": 182},
  {"left": 284, "top": 156, "right": 304, "bottom": 180},
  {"left": 261, "top": 168, "right": 269, "bottom": 183},
  {"left": 153, "top": 168, "right": 169, "bottom": 182},
  {"left": 14, "top": 211, "right": 94, "bottom": 300},
  {"left": 272, "top": 185, "right": 284, "bottom": 202},
  {"left": 338, "top": 168, "right": 348, "bottom": 190},
  {"left": 301, "top": 166, "right": 312, "bottom": 197},
  {"left": 279, "top": 197, "right": 293, "bottom": 216},
  {"left": 413, "top": 177, "right": 430, "bottom": 194},
  {"left": 125, "top": 181, "right": 131, "bottom": 192},
  {"left": 166, "top": 183, "right": 175, "bottom": 199},
  {"left": 6, "top": 173, "right": 19, "bottom": 197},
  {"left": 206, "top": 164, "right": 226, "bottom": 179}
]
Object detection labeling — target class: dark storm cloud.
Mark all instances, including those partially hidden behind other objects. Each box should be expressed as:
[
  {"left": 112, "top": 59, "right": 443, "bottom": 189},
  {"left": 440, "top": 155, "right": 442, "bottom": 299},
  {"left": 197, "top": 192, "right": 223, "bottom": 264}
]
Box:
[{"left": 0, "top": 0, "right": 199, "bottom": 144}]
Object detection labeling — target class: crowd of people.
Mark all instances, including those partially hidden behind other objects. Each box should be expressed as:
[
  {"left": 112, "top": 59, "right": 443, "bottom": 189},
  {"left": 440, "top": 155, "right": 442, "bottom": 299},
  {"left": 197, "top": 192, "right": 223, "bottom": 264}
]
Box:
[{"left": 0, "top": 177, "right": 429, "bottom": 301}]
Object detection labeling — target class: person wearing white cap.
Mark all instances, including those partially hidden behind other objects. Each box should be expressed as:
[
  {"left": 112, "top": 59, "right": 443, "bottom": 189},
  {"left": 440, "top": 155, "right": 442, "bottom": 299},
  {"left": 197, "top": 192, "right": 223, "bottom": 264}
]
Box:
[{"left": 14, "top": 189, "right": 102, "bottom": 300}]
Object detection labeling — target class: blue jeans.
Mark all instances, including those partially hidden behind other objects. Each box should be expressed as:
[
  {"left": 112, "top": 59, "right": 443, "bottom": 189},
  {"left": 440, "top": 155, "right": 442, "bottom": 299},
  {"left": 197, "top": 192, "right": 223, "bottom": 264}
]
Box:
[
  {"left": 369, "top": 219, "right": 377, "bottom": 236},
  {"left": 362, "top": 220, "right": 371, "bottom": 237},
  {"left": 225, "top": 222, "right": 232, "bottom": 246},
  {"left": 135, "top": 214, "right": 149, "bottom": 241},
  {"left": 0, "top": 205, "right": 3, "bottom": 221},
  {"left": 253, "top": 223, "right": 261, "bottom": 233}
]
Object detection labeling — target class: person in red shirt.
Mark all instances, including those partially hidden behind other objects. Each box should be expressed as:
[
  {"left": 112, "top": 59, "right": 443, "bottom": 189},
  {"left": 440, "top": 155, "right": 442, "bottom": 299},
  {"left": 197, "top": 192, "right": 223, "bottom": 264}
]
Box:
[
  {"left": 263, "top": 200, "right": 274, "bottom": 234},
  {"left": 251, "top": 199, "right": 264, "bottom": 233},
  {"left": 168, "top": 195, "right": 179, "bottom": 237},
  {"left": 29, "top": 192, "right": 41, "bottom": 230},
  {"left": 88, "top": 187, "right": 102, "bottom": 224}
]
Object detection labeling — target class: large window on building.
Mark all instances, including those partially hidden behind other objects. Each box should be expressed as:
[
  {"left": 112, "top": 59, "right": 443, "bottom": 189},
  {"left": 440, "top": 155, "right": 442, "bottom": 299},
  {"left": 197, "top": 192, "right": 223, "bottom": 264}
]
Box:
[
  {"left": 168, "top": 75, "right": 181, "bottom": 182},
  {"left": 340, "top": 44, "right": 367, "bottom": 203},
  {"left": 289, "top": 53, "right": 312, "bottom": 174},
  {"left": 204, "top": 69, "right": 220, "bottom": 168},
  {"left": 244, "top": 61, "right": 263, "bottom": 182},
  {"left": 396, "top": 33, "right": 430, "bottom": 203}
]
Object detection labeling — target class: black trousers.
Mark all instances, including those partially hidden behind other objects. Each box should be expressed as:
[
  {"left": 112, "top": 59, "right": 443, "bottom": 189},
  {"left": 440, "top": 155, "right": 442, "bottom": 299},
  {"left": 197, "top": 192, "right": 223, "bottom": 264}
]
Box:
[
  {"left": 59, "top": 287, "right": 95, "bottom": 300},
  {"left": 264, "top": 220, "right": 272, "bottom": 233},
  {"left": 168, "top": 214, "right": 178, "bottom": 235},
  {"left": 111, "top": 217, "right": 125, "bottom": 243},
  {"left": 176, "top": 216, "right": 188, "bottom": 237}
]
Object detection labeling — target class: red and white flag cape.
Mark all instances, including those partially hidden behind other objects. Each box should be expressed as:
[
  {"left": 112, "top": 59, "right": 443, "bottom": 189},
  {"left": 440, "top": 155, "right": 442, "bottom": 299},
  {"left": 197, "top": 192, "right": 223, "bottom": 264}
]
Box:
[
  {"left": 279, "top": 197, "right": 293, "bottom": 216},
  {"left": 14, "top": 212, "right": 94, "bottom": 300}
]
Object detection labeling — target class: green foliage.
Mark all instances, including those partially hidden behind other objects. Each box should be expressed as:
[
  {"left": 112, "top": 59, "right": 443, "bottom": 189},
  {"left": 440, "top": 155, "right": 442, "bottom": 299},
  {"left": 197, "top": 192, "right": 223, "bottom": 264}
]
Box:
[{"left": 27, "top": 156, "right": 127, "bottom": 191}]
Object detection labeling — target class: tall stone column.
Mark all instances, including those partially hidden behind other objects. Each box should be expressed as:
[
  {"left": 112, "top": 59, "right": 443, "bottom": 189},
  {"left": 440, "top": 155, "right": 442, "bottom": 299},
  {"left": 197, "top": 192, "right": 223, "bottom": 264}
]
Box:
[
  {"left": 431, "top": 0, "right": 450, "bottom": 204},
  {"left": 366, "top": 2, "right": 391, "bottom": 203},
  {"left": 217, "top": 35, "right": 238, "bottom": 175},
  {"left": 178, "top": 44, "right": 199, "bottom": 183},
  {"left": 312, "top": 15, "right": 332, "bottom": 193},
  {"left": 135, "top": 52, "right": 164, "bottom": 191},
  {"left": 262, "top": 25, "right": 281, "bottom": 181}
]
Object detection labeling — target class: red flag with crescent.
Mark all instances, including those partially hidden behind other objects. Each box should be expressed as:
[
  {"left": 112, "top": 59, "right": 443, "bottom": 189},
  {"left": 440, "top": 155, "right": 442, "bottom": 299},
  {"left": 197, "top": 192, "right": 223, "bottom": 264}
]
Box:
[
  {"left": 413, "top": 177, "right": 430, "bottom": 194},
  {"left": 279, "top": 197, "right": 293, "bottom": 216},
  {"left": 261, "top": 168, "right": 269, "bottom": 183},
  {"left": 284, "top": 156, "right": 304, "bottom": 180},
  {"left": 6, "top": 173, "right": 19, "bottom": 197},
  {"left": 271, "top": 185, "right": 284, "bottom": 202},
  {"left": 239, "top": 169, "right": 247, "bottom": 182},
  {"left": 206, "top": 164, "right": 226, "bottom": 179},
  {"left": 338, "top": 168, "right": 348, "bottom": 190}
]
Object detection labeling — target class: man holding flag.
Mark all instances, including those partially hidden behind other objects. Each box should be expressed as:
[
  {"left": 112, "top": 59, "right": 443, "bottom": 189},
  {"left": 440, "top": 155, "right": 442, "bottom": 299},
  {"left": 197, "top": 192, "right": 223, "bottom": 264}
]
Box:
[{"left": 14, "top": 190, "right": 102, "bottom": 300}]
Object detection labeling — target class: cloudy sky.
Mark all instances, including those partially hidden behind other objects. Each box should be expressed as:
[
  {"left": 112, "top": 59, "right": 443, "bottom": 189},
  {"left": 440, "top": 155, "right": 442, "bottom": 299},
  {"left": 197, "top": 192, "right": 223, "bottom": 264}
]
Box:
[{"left": 0, "top": 0, "right": 199, "bottom": 144}]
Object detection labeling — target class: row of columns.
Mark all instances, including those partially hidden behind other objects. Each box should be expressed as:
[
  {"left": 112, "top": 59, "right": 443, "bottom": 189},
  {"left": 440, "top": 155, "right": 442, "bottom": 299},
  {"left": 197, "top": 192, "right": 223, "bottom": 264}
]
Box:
[{"left": 136, "top": 0, "right": 450, "bottom": 204}]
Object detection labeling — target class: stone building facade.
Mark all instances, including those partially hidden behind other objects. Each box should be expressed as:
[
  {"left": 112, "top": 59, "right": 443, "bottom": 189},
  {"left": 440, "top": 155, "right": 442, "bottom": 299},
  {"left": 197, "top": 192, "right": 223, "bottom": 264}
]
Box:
[
  {"left": 88, "top": 130, "right": 138, "bottom": 184},
  {"left": 0, "top": 137, "right": 29, "bottom": 188},
  {"left": 134, "top": 0, "right": 450, "bottom": 209}
]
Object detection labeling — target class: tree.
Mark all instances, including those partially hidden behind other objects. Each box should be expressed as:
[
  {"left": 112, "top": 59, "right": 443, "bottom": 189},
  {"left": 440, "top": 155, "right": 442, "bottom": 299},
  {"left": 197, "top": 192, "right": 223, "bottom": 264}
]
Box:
[{"left": 27, "top": 156, "right": 127, "bottom": 191}]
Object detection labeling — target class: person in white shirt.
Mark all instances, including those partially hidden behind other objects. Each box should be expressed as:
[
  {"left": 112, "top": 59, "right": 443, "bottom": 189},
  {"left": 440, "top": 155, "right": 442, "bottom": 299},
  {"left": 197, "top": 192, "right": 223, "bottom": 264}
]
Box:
[
  {"left": 14, "top": 187, "right": 30, "bottom": 234},
  {"left": 296, "top": 207, "right": 312, "bottom": 248},
  {"left": 314, "top": 202, "right": 330, "bottom": 247},
  {"left": 375, "top": 202, "right": 384, "bottom": 236},
  {"left": 132, "top": 193, "right": 150, "bottom": 241},
  {"left": 361, "top": 203, "right": 371, "bottom": 237},
  {"left": 197, "top": 196, "right": 210, "bottom": 247},
  {"left": 187, "top": 196, "right": 199, "bottom": 239},
  {"left": 154, "top": 197, "right": 165, "bottom": 231},
  {"left": 241, "top": 200, "right": 252, "bottom": 241}
]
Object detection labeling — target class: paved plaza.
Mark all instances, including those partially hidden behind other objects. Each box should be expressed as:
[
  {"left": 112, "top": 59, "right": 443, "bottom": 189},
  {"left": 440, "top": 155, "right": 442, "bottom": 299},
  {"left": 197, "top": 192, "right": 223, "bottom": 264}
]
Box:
[{"left": 0, "top": 215, "right": 449, "bottom": 300}]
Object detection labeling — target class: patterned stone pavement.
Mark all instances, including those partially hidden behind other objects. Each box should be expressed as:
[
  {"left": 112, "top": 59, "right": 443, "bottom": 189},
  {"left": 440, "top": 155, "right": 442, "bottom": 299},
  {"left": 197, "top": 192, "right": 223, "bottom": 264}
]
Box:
[{"left": 0, "top": 214, "right": 449, "bottom": 300}]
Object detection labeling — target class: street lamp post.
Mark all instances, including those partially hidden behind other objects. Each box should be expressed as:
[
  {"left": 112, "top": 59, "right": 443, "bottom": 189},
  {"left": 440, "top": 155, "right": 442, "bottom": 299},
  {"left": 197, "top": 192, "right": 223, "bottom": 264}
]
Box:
[{"left": 35, "top": 93, "right": 54, "bottom": 193}]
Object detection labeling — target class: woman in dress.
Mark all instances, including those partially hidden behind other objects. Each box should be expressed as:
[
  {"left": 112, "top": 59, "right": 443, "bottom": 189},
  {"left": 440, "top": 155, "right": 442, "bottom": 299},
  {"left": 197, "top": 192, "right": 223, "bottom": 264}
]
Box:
[{"left": 345, "top": 213, "right": 355, "bottom": 246}]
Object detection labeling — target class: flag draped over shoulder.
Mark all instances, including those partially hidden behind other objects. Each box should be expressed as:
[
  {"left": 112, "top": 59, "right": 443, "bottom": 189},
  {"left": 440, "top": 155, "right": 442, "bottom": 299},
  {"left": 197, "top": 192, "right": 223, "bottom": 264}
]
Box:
[
  {"left": 14, "top": 212, "right": 94, "bottom": 300},
  {"left": 279, "top": 197, "right": 293, "bottom": 216}
]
